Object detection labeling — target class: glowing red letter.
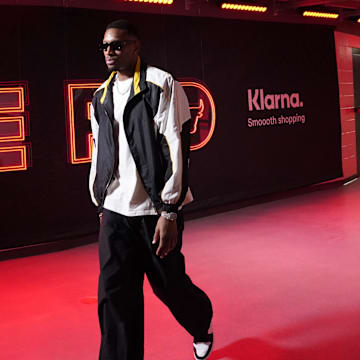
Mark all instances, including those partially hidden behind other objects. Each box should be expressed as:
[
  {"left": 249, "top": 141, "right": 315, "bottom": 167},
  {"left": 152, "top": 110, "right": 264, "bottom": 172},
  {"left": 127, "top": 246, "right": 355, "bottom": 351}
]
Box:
[
  {"left": 0, "top": 82, "right": 30, "bottom": 172},
  {"left": 64, "top": 82, "right": 102, "bottom": 164}
]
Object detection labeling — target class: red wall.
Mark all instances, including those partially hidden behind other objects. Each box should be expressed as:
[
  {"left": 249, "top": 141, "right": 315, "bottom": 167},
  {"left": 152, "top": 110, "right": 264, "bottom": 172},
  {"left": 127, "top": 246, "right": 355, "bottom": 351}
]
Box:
[{"left": 335, "top": 31, "right": 359, "bottom": 178}]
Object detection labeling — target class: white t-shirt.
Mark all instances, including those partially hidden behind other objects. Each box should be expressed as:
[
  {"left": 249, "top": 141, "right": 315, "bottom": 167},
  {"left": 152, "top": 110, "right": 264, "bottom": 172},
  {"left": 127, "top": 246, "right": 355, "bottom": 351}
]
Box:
[{"left": 103, "top": 75, "right": 158, "bottom": 216}]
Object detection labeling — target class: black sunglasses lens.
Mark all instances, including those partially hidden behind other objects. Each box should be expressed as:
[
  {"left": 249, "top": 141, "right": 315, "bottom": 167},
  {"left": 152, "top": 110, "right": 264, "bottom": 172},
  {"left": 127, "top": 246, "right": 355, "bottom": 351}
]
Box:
[
  {"left": 99, "top": 42, "right": 123, "bottom": 52},
  {"left": 98, "top": 43, "right": 107, "bottom": 51},
  {"left": 110, "top": 42, "right": 123, "bottom": 51}
]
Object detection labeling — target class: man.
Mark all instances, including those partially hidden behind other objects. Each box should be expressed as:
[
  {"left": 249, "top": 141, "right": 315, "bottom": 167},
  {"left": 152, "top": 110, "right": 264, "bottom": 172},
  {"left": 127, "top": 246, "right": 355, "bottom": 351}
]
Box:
[{"left": 89, "top": 19, "right": 213, "bottom": 360}]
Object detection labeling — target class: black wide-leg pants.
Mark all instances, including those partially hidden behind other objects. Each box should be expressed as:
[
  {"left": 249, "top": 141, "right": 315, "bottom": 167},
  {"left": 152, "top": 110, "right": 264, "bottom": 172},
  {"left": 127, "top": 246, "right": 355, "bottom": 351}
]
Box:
[{"left": 97, "top": 208, "right": 213, "bottom": 360}]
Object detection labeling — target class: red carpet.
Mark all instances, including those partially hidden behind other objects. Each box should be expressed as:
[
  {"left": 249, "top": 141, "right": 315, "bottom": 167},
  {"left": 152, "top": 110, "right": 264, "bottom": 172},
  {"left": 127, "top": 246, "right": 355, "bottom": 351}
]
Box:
[{"left": 1, "top": 181, "right": 360, "bottom": 359}]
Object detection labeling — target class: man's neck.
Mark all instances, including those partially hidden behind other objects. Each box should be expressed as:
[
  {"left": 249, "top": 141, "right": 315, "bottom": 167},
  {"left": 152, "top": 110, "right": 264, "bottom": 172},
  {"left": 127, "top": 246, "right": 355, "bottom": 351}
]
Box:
[
  {"left": 116, "top": 71, "right": 133, "bottom": 81},
  {"left": 116, "top": 62, "right": 137, "bottom": 80}
]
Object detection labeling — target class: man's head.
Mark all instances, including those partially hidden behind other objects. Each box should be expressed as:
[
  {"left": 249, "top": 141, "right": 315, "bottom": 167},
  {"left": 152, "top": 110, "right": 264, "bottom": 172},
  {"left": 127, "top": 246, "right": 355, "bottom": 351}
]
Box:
[{"left": 100, "top": 19, "right": 140, "bottom": 74}]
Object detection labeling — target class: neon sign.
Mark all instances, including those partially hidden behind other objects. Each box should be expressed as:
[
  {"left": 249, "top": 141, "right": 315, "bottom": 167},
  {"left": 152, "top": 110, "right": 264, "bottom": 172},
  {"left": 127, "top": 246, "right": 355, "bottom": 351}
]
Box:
[
  {"left": 64, "top": 82, "right": 102, "bottom": 164},
  {"left": 64, "top": 79, "right": 216, "bottom": 165},
  {"left": 0, "top": 82, "right": 30, "bottom": 172},
  {"left": 181, "top": 81, "right": 216, "bottom": 151},
  {"left": 0, "top": 79, "right": 215, "bottom": 172}
]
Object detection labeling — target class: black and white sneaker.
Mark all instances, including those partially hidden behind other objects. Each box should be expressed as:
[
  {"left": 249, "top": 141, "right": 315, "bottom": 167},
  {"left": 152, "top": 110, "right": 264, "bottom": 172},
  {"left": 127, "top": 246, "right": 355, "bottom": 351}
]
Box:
[{"left": 193, "top": 333, "right": 213, "bottom": 360}]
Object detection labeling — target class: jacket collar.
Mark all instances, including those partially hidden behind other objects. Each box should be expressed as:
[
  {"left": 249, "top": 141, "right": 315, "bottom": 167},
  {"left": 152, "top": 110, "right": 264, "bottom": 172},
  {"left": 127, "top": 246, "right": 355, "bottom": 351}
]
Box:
[
  {"left": 128, "top": 56, "right": 147, "bottom": 101},
  {"left": 99, "top": 56, "right": 147, "bottom": 106}
]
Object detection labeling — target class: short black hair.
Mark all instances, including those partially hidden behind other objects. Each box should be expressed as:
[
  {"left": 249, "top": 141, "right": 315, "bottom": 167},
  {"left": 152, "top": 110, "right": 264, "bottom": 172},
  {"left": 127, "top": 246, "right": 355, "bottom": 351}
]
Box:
[{"left": 105, "top": 19, "right": 140, "bottom": 40}]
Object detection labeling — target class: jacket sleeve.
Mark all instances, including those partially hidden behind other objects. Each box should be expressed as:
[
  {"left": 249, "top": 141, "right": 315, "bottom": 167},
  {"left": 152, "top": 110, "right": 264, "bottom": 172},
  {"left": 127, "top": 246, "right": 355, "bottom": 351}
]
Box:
[
  {"left": 154, "top": 77, "right": 192, "bottom": 213},
  {"left": 89, "top": 104, "right": 99, "bottom": 206}
]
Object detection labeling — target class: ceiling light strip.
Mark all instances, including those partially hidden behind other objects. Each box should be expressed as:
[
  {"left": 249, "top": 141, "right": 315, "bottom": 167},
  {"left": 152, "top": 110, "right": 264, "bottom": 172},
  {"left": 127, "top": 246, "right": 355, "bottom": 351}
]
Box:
[
  {"left": 302, "top": 11, "right": 339, "bottom": 19},
  {"left": 221, "top": 3, "right": 267, "bottom": 12}
]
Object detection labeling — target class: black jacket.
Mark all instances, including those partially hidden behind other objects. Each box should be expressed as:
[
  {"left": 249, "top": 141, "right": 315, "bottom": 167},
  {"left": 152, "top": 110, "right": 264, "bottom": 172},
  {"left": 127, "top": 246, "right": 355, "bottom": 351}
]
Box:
[{"left": 89, "top": 57, "right": 192, "bottom": 214}]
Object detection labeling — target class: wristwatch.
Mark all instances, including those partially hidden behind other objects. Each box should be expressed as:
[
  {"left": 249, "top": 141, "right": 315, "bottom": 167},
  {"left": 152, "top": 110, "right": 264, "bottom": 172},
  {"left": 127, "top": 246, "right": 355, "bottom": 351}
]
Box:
[{"left": 161, "top": 211, "right": 177, "bottom": 221}]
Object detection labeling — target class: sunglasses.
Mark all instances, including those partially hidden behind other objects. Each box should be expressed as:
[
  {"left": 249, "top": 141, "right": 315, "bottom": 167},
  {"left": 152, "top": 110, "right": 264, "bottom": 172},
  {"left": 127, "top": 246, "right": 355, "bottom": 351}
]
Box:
[{"left": 98, "top": 40, "right": 136, "bottom": 52}]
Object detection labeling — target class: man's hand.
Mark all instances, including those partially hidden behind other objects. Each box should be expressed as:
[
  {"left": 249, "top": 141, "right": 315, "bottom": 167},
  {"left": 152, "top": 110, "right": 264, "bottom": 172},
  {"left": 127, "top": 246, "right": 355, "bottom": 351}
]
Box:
[
  {"left": 99, "top": 212, "right": 103, "bottom": 226},
  {"left": 152, "top": 216, "right": 178, "bottom": 258}
]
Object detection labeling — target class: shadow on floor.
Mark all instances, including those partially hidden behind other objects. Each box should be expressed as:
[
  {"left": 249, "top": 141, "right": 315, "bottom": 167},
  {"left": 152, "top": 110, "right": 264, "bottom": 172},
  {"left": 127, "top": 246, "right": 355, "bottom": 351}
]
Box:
[
  {"left": 211, "top": 335, "right": 360, "bottom": 360},
  {"left": 211, "top": 309, "right": 360, "bottom": 360}
]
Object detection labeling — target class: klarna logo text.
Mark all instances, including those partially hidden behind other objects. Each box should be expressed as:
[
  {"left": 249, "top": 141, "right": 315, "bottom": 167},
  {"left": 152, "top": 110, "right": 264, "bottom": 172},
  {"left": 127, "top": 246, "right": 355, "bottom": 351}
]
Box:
[{"left": 248, "top": 89, "right": 303, "bottom": 111}]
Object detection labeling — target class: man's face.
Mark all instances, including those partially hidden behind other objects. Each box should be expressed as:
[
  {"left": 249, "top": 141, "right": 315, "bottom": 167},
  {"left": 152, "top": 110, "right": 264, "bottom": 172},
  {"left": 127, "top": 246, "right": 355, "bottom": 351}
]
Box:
[{"left": 102, "top": 28, "right": 139, "bottom": 72}]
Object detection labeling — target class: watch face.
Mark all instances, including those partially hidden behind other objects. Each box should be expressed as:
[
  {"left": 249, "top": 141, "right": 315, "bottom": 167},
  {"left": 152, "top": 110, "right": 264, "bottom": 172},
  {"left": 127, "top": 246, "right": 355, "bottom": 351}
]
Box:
[
  {"left": 169, "top": 213, "right": 177, "bottom": 221},
  {"left": 162, "top": 212, "right": 177, "bottom": 220}
]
